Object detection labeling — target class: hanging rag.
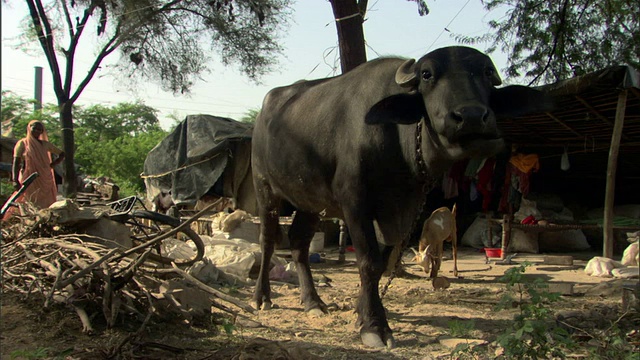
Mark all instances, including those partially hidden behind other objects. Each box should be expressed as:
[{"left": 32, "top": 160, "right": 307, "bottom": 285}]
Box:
[
  {"left": 561, "top": 146, "right": 570, "bottom": 171},
  {"left": 509, "top": 153, "right": 540, "bottom": 174}
]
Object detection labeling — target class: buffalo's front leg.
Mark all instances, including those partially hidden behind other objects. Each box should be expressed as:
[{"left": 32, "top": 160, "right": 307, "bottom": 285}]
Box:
[
  {"left": 289, "top": 210, "right": 326, "bottom": 315},
  {"left": 347, "top": 215, "right": 394, "bottom": 348}
]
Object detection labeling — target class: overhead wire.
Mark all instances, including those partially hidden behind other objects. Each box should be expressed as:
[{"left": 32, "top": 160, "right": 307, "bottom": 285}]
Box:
[{"left": 425, "top": 0, "right": 472, "bottom": 52}]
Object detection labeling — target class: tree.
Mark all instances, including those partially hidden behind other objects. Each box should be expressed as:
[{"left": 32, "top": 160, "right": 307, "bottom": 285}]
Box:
[
  {"left": 82, "top": 129, "right": 167, "bottom": 195},
  {"left": 17, "top": 0, "right": 292, "bottom": 196},
  {"left": 72, "top": 102, "right": 167, "bottom": 195},
  {"left": 458, "top": 0, "right": 639, "bottom": 84},
  {"left": 239, "top": 108, "right": 260, "bottom": 123},
  {"left": 328, "top": 0, "right": 429, "bottom": 73},
  {"left": 74, "top": 102, "right": 161, "bottom": 142},
  {"left": 1, "top": 92, "right": 167, "bottom": 195},
  {"left": 1, "top": 90, "right": 60, "bottom": 139}
]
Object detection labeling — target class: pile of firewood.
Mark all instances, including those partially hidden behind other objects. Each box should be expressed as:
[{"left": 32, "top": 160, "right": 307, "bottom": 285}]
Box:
[{"left": 1, "top": 203, "right": 255, "bottom": 336}]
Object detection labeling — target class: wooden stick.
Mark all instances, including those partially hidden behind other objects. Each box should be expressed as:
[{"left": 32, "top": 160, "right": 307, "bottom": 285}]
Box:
[
  {"left": 32, "top": 239, "right": 105, "bottom": 261},
  {"left": 58, "top": 248, "right": 121, "bottom": 288}
]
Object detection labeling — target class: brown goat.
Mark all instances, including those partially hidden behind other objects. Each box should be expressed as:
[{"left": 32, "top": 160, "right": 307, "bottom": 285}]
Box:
[{"left": 414, "top": 204, "right": 458, "bottom": 278}]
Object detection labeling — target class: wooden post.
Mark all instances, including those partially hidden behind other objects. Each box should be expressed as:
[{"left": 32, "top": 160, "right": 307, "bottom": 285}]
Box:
[
  {"left": 338, "top": 220, "right": 347, "bottom": 263},
  {"left": 603, "top": 90, "right": 628, "bottom": 259},
  {"left": 501, "top": 214, "right": 510, "bottom": 260}
]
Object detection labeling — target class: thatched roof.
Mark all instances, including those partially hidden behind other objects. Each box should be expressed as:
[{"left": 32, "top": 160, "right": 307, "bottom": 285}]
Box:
[
  {"left": 500, "top": 66, "right": 639, "bottom": 151},
  {"left": 495, "top": 66, "right": 640, "bottom": 206}
]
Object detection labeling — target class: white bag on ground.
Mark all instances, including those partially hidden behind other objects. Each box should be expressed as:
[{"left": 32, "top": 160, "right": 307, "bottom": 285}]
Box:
[
  {"left": 539, "top": 230, "right": 591, "bottom": 252},
  {"left": 461, "top": 216, "right": 501, "bottom": 249},
  {"left": 507, "top": 228, "right": 539, "bottom": 253}
]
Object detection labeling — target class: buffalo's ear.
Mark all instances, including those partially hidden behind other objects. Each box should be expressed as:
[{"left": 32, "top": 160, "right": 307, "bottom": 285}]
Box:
[
  {"left": 490, "top": 85, "right": 555, "bottom": 119},
  {"left": 365, "top": 93, "right": 424, "bottom": 124}
]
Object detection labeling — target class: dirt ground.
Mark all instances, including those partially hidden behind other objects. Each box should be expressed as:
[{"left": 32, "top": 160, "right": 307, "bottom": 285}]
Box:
[{"left": 1, "top": 246, "right": 638, "bottom": 359}]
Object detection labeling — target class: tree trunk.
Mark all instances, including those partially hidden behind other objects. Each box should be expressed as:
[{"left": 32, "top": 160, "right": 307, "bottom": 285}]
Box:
[
  {"left": 59, "top": 101, "right": 77, "bottom": 198},
  {"left": 329, "top": 0, "right": 367, "bottom": 73}
]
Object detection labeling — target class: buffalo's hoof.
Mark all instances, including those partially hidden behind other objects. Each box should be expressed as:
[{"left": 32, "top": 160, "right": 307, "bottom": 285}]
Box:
[
  {"left": 361, "top": 330, "right": 395, "bottom": 349},
  {"left": 252, "top": 301, "right": 272, "bottom": 311},
  {"left": 306, "top": 308, "right": 325, "bottom": 317}
]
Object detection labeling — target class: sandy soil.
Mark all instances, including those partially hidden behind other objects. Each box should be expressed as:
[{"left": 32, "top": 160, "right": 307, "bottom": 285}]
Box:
[{"left": 1, "top": 247, "right": 638, "bottom": 359}]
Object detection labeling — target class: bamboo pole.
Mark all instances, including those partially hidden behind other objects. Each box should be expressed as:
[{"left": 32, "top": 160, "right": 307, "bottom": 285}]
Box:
[{"left": 603, "top": 90, "right": 628, "bottom": 259}]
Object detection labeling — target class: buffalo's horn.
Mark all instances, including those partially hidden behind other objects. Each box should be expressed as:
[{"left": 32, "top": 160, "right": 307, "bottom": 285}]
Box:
[{"left": 395, "top": 59, "right": 418, "bottom": 88}]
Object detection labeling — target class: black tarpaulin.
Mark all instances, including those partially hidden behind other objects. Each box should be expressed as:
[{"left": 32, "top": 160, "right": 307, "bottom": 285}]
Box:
[{"left": 142, "top": 114, "right": 252, "bottom": 206}]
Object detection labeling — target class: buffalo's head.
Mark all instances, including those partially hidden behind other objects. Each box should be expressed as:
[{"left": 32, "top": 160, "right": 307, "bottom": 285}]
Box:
[{"left": 366, "top": 46, "right": 551, "bottom": 160}]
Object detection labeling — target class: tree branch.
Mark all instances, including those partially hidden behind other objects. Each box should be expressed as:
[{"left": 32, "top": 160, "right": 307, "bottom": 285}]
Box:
[
  {"left": 26, "top": 0, "right": 65, "bottom": 101},
  {"left": 69, "top": 33, "right": 118, "bottom": 104},
  {"left": 64, "top": 2, "right": 98, "bottom": 96},
  {"left": 527, "top": 0, "right": 570, "bottom": 85},
  {"left": 60, "top": 0, "right": 75, "bottom": 39},
  {"left": 69, "top": 0, "right": 184, "bottom": 104}
]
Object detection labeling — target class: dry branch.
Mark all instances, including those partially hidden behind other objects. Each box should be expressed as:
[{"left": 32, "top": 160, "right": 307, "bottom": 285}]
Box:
[{"left": 1, "top": 229, "right": 251, "bottom": 334}]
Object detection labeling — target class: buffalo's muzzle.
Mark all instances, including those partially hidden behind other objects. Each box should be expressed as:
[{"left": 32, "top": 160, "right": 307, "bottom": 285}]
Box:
[{"left": 451, "top": 104, "right": 490, "bottom": 125}]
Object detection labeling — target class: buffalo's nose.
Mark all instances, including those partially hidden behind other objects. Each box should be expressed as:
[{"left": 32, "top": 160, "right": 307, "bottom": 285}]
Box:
[{"left": 452, "top": 105, "right": 489, "bottom": 124}]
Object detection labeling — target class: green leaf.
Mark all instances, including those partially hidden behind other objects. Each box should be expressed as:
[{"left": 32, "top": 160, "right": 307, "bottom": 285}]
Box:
[{"left": 515, "top": 328, "right": 524, "bottom": 339}]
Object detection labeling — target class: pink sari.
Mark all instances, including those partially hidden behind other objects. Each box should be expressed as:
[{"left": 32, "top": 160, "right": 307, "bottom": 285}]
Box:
[{"left": 3, "top": 121, "right": 58, "bottom": 220}]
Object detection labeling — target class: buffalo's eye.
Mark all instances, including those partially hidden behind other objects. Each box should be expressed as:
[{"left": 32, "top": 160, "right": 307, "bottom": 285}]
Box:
[
  {"left": 421, "top": 70, "right": 433, "bottom": 81},
  {"left": 484, "top": 67, "right": 495, "bottom": 77}
]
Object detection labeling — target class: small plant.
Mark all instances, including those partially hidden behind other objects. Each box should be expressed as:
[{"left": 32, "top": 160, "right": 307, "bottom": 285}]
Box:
[
  {"left": 588, "top": 328, "right": 636, "bottom": 360},
  {"left": 448, "top": 319, "right": 476, "bottom": 338},
  {"left": 220, "top": 317, "right": 236, "bottom": 335},
  {"left": 223, "top": 283, "right": 240, "bottom": 295},
  {"left": 494, "top": 262, "right": 575, "bottom": 359},
  {"left": 10, "top": 347, "right": 49, "bottom": 359},
  {"left": 583, "top": 315, "right": 637, "bottom": 360},
  {"left": 451, "top": 342, "right": 491, "bottom": 360}
]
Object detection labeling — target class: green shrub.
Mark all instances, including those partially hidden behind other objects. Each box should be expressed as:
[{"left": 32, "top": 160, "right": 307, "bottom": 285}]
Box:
[{"left": 494, "top": 262, "right": 575, "bottom": 359}]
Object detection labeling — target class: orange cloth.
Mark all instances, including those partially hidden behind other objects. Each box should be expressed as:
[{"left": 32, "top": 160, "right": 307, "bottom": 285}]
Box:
[
  {"left": 3, "top": 121, "right": 62, "bottom": 220},
  {"left": 508, "top": 153, "right": 539, "bottom": 174}
]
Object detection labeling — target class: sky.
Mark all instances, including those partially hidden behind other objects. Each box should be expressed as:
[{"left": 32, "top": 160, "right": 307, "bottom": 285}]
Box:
[{"left": 1, "top": 0, "right": 507, "bottom": 130}]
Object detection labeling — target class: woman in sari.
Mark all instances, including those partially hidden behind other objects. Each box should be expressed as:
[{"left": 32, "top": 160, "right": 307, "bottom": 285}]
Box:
[{"left": 3, "top": 120, "right": 65, "bottom": 220}]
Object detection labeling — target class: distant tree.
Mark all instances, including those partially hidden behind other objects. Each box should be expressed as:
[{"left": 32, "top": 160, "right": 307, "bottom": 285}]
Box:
[
  {"left": 72, "top": 102, "right": 167, "bottom": 194},
  {"left": 74, "top": 102, "right": 160, "bottom": 142},
  {"left": 1, "top": 90, "right": 60, "bottom": 139},
  {"left": 328, "top": 0, "right": 429, "bottom": 73},
  {"left": 14, "top": 0, "right": 293, "bottom": 196},
  {"left": 457, "top": 0, "right": 639, "bottom": 84},
  {"left": 84, "top": 128, "right": 167, "bottom": 195},
  {"left": 164, "top": 111, "right": 184, "bottom": 131},
  {"left": 1, "top": 91, "right": 36, "bottom": 131},
  {"left": 1, "top": 93, "right": 166, "bottom": 195},
  {"left": 239, "top": 108, "right": 260, "bottom": 123}
]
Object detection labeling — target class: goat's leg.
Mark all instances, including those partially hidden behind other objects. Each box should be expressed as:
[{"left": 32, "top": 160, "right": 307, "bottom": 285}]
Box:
[
  {"left": 429, "top": 241, "right": 443, "bottom": 278},
  {"left": 451, "top": 230, "right": 458, "bottom": 277}
]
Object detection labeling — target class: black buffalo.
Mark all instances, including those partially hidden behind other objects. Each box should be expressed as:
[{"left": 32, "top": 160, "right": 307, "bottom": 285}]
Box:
[{"left": 251, "top": 46, "right": 550, "bottom": 348}]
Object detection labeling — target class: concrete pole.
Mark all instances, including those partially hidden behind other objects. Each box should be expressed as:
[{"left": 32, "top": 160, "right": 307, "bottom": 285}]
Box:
[{"left": 34, "top": 66, "right": 43, "bottom": 111}]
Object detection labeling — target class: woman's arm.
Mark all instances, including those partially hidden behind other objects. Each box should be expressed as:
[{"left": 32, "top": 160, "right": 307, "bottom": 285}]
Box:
[
  {"left": 12, "top": 156, "right": 22, "bottom": 190},
  {"left": 51, "top": 152, "right": 65, "bottom": 167}
]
